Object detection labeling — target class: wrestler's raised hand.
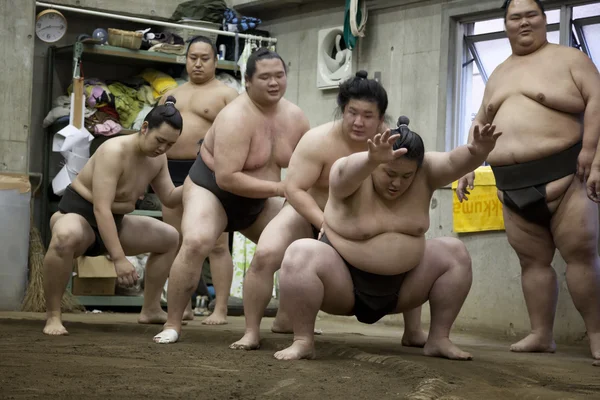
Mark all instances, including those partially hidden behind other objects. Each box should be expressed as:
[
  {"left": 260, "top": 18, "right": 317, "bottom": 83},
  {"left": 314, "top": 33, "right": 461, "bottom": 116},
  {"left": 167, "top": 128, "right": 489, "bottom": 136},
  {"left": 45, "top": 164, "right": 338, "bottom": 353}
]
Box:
[
  {"left": 367, "top": 129, "right": 407, "bottom": 164},
  {"left": 468, "top": 124, "right": 502, "bottom": 157}
]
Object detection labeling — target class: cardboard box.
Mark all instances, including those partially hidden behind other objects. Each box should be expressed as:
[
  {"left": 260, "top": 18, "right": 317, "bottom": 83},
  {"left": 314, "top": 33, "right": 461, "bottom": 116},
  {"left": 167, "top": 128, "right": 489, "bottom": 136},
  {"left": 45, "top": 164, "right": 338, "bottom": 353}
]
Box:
[{"left": 72, "top": 256, "right": 117, "bottom": 296}]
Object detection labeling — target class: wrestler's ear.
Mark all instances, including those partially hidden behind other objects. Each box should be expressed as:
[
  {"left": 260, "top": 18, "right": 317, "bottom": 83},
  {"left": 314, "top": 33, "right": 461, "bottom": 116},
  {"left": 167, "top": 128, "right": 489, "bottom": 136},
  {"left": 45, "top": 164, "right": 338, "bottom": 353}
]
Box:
[{"left": 140, "top": 121, "right": 149, "bottom": 136}]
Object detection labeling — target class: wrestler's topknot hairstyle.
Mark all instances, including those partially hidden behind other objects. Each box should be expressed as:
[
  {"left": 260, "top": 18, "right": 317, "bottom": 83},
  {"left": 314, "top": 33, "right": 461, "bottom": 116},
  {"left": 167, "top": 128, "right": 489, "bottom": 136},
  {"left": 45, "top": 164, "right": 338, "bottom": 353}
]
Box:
[
  {"left": 502, "top": 0, "right": 546, "bottom": 21},
  {"left": 144, "top": 95, "right": 183, "bottom": 134},
  {"left": 391, "top": 116, "right": 425, "bottom": 167},
  {"left": 336, "top": 70, "right": 388, "bottom": 118},
  {"left": 245, "top": 47, "right": 287, "bottom": 80},
  {"left": 186, "top": 35, "right": 218, "bottom": 59}
]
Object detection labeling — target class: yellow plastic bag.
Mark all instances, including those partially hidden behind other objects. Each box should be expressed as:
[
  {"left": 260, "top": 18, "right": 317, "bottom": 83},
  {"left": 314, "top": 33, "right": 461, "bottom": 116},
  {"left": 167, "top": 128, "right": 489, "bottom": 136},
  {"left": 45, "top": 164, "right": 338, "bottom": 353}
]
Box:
[{"left": 451, "top": 166, "right": 505, "bottom": 233}]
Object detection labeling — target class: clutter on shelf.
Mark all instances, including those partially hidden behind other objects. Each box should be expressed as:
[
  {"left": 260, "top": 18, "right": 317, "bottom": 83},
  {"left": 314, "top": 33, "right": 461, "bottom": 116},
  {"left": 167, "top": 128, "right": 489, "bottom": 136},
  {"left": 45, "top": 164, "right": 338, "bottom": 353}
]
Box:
[{"left": 46, "top": 65, "right": 241, "bottom": 196}]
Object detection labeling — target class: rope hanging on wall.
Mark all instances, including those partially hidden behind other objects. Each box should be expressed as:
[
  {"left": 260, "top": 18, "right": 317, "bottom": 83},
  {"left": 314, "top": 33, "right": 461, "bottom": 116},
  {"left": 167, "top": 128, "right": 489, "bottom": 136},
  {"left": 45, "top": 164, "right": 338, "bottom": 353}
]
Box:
[
  {"left": 350, "top": 0, "right": 368, "bottom": 37},
  {"left": 344, "top": 0, "right": 368, "bottom": 50}
]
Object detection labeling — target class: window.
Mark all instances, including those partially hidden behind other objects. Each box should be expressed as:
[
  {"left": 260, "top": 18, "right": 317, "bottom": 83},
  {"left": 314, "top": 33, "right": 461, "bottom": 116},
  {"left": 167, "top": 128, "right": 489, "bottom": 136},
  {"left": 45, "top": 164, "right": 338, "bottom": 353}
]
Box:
[
  {"left": 572, "top": 3, "right": 600, "bottom": 65},
  {"left": 451, "top": 2, "right": 600, "bottom": 149}
]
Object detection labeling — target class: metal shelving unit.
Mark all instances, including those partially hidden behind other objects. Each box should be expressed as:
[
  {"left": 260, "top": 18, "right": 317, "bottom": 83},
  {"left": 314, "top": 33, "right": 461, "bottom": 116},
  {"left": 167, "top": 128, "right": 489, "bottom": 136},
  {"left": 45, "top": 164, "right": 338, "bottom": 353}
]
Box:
[{"left": 54, "top": 43, "right": 238, "bottom": 70}]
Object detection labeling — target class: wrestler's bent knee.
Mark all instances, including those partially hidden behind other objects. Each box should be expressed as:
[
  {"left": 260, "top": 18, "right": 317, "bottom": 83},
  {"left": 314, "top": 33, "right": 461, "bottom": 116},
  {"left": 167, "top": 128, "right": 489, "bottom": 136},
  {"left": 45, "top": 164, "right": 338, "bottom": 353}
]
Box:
[
  {"left": 162, "top": 225, "right": 180, "bottom": 250},
  {"left": 50, "top": 230, "right": 80, "bottom": 257},
  {"left": 181, "top": 235, "right": 215, "bottom": 259},
  {"left": 281, "top": 239, "right": 317, "bottom": 273},
  {"left": 441, "top": 238, "right": 472, "bottom": 274},
  {"left": 251, "top": 246, "right": 285, "bottom": 274}
]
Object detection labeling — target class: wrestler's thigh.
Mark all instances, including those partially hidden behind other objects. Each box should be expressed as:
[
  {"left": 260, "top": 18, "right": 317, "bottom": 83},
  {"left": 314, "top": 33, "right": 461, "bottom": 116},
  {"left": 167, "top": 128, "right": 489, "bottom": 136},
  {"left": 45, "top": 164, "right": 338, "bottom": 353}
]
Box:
[
  {"left": 180, "top": 176, "right": 228, "bottom": 243},
  {"left": 500, "top": 199, "right": 556, "bottom": 266},
  {"left": 552, "top": 178, "right": 599, "bottom": 263},
  {"left": 255, "top": 203, "right": 314, "bottom": 253},
  {"left": 284, "top": 239, "right": 355, "bottom": 315},
  {"left": 118, "top": 215, "right": 178, "bottom": 255},
  {"left": 49, "top": 212, "right": 96, "bottom": 257},
  {"left": 161, "top": 202, "right": 183, "bottom": 234},
  {"left": 240, "top": 196, "right": 285, "bottom": 243},
  {"left": 394, "top": 237, "right": 468, "bottom": 312}
]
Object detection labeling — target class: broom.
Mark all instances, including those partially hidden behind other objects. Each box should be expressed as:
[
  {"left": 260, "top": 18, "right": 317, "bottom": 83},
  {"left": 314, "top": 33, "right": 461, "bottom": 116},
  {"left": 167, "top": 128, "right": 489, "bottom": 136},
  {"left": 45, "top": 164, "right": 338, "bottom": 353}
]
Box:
[{"left": 21, "top": 176, "right": 84, "bottom": 313}]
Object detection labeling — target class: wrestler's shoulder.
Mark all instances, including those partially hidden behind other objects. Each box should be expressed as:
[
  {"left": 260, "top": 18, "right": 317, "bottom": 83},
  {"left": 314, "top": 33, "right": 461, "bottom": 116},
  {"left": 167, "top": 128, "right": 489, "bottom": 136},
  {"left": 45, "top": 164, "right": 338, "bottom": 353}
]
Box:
[
  {"left": 212, "top": 79, "right": 240, "bottom": 97},
  {"left": 551, "top": 43, "right": 594, "bottom": 65},
  {"left": 296, "top": 122, "right": 335, "bottom": 151},
  {"left": 279, "top": 98, "right": 307, "bottom": 117},
  {"left": 91, "top": 137, "right": 127, "bottom": 167}
]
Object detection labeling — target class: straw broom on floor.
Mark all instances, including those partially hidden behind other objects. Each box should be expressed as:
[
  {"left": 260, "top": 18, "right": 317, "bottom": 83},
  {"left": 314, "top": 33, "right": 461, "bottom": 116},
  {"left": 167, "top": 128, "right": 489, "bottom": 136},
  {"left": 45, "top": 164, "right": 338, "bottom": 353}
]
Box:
[{"left": 22, "top": 177, "right": 83, "bottom": 313}]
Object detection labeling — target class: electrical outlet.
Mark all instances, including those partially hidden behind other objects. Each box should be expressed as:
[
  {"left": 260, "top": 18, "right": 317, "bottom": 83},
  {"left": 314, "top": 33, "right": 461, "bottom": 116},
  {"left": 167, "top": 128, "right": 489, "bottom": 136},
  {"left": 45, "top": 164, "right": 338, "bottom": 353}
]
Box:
[{"left": 374, "top": 71, "right": 382, "bottom": 82}]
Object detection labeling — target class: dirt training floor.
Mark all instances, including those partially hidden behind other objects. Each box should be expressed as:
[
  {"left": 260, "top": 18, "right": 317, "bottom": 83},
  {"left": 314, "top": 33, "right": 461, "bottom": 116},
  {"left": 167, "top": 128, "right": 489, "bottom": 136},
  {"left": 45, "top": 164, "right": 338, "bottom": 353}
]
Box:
[{"left": 0, "top": 312, "right": 599, "bottom": 400}]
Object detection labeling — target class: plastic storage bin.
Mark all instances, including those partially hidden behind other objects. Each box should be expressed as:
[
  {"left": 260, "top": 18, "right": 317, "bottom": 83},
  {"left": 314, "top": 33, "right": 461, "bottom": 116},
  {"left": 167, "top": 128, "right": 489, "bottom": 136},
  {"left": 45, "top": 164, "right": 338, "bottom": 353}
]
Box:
[{"left": 0, "top": 174, "right": 31, "bottom": 310}]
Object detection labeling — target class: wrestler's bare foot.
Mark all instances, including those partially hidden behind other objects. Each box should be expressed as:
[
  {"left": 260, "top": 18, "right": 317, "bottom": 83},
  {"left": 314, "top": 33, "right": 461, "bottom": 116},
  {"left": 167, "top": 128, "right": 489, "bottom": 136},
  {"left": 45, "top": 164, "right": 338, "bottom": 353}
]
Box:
[
  {"left": 230, "top": 331, "right": 261, "bottom": 350},
  {"left": 401, "top": 329, "right": 428, "bottom": 348},
  {"left": 588, "top": 331, "right": 600, "bottom": 360},
  {"left": 202, "top": 307, "right": 227, "bottom": 325},
  {"left": 510, "top": 333, "right": 556, "bottom": 353},
  {"left": 274, "top": 339, "right": 316, "bottom": 361},
  {"left": 43, "top": 317, "right": 69, "bottom": 336},
  {"left": 137, "top": 308, "right": 168, "bottom": 325},
  {"left": 424, "top": 337, "right": 472, "bottom": 360}
]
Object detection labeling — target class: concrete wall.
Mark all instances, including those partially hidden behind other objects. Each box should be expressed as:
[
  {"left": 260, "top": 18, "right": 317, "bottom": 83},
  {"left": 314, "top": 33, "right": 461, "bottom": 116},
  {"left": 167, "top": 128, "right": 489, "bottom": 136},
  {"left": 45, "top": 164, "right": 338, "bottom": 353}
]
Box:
[
  {"left": 259, "top": 0, "right": 585, "bottom": 341},
  {"left": 0, "top": 0, "right": 586, "bottom": 340},
  {"left": 0, "top": 0, "right": 35, "bottom": 173}
]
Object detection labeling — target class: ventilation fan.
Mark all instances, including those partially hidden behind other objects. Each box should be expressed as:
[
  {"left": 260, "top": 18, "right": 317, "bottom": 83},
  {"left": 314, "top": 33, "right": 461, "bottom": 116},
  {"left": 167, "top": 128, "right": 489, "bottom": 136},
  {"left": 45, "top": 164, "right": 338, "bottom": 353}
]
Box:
[{"left": 317, "top": 26, "right": 353, "bottom": 90}]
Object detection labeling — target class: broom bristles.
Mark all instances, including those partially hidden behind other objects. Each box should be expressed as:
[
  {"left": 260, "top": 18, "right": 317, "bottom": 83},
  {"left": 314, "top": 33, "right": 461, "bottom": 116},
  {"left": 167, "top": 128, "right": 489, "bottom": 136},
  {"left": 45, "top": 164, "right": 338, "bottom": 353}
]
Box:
[{"left": 21, "top": 226, "right": 84, "bottom": 313}]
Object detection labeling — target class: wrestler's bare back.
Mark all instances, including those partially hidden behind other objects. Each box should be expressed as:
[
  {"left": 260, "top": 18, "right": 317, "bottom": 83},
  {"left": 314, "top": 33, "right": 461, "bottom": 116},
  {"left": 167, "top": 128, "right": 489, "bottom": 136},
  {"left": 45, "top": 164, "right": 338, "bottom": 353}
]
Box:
[
  {"left": 71, "top": 136, "right": 166, "bottom": 214},
  {"left": 481, "top": 44, "right": 585, "bottom": 166},
  {"left": 325, "top": 161, "right": 438, "bottom": 276},
  {"left": 163, "top": 80, "right": 237, "bottom": 159},
  {"left": 200, "top": 93, "right": 306, "bottom": 183}
]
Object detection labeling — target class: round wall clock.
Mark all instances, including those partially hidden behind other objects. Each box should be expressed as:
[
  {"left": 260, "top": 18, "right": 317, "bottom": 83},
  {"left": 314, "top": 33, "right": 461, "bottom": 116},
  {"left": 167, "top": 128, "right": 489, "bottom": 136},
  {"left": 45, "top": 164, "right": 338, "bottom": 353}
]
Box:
[{"left": 35, "top": 9, "right": 67, "bottom": 43}]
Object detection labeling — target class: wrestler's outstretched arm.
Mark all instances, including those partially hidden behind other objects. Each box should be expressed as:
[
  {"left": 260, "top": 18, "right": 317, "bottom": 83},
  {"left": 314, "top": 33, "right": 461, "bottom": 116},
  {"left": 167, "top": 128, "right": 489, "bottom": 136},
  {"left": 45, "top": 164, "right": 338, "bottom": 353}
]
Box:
[
  {"left": 329, "top": 130, "right": 406, "bottom": 199},
  {"left": 284, "top": 130, "right": 326, "bottom": 228},
  {"left": 425, "top": 124, "right": 502, "bottom": 190},
  {"left": 150, "top": 157, "right": 183, "bottom": 208},
  {"left": 213, "top": 108, "right": 283, "bottom": 199}
]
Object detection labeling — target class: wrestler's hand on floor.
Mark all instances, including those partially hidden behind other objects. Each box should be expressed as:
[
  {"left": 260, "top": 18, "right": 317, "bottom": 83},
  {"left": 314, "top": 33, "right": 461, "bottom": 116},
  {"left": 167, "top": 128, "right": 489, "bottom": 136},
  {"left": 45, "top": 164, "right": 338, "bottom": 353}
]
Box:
[
  {"left": 367, "top": 129, "right": 408, "bottom": 164},
  {"left": 467, "top": 124, "right": 502, "bottom": 157},
  {"left": 586, "top": 167, "right": 600, "bottom": 203},
  {"left": 577, "top": 147, "right": 594, "bottom": 182},
  {"left": 114, "top": 257, "right": 139, "bottom": 287},
  {"left": 456, "top": 172, "right": 475, "bottom": 202}
]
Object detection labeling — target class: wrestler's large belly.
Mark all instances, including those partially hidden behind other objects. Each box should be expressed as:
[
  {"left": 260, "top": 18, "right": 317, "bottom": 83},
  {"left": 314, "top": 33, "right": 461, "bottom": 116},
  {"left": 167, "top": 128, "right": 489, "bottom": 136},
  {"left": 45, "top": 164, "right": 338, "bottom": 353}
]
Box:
[
  {"left": 324, "top": 225, "right": 425, "bottom": 275},
  {"left": 167, "top": 113, "right": 212, "bottom": 159},
  {"left": 487, "top": 95, "right": 582, "bottom": 166},
  {"left": 70, "top": 180, "right": 137, "bottom": 215}
]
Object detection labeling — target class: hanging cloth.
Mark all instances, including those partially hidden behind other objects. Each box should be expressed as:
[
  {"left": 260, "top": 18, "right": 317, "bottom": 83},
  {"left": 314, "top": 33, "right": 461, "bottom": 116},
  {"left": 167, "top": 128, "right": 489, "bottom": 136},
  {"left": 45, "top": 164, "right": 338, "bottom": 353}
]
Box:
[
  {"left": 343, "top": 0, "right": 367, "bottom": 50},
  {"left": 237, "top": 40, "right": 253, "bottom": 91}
]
